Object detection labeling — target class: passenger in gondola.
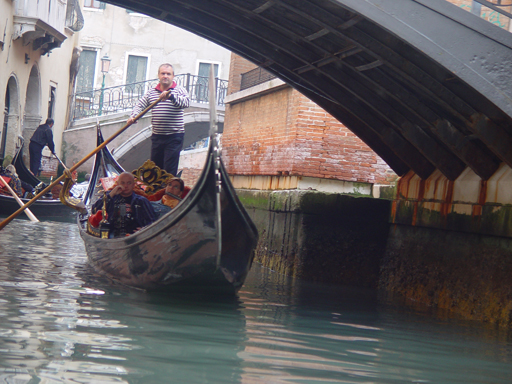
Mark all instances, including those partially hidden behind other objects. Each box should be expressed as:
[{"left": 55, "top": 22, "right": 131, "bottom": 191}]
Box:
[
  {"left": 0, "top": 165, "right": 21, "bottom": 196},
  {"left": 136, "top": 176, "right": 189, "bottom": 207},
  {"left": 0, "top": 164, "right": 34, "bottom": 197},
  {"left": 91, "top": 172, "right": 157, "bottom": 238},
  {"left": 160, "top": 177, "right": 185, "bottom": 209}
]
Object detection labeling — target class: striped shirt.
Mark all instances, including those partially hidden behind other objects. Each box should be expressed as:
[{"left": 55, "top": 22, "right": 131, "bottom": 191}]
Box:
[{"left": 130, "top": 82, "right": 190, "bottom": 135}]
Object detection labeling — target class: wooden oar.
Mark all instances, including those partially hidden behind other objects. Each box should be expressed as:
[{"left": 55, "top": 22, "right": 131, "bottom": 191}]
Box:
[
  {"left": 0, "top": 175, "right": 39, "bottom": 222},
  {"left": 52, "top": 152, "right": 68, "bottom": 172},
  {"left": 0, "top": 98, "right": 162, "bottom": 230}
]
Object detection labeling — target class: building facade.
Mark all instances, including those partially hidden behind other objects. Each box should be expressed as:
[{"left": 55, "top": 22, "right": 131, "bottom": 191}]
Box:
[
  {"left": 0, "top": 0, "right": 83, "bottom": 171},
  {"left": 60, "top": 1, "right": 231, "bottom": 179},
  {"left": 222, "top": 54, "right": 398, "bottom": 196},
  {"left": 74, "top": 1, "right": 231, "bottom": 105}
]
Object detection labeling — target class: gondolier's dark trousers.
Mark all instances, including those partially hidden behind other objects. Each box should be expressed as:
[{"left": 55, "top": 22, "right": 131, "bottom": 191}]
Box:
[
  {"left": 151, "top": 133, "right": 184, "bottom": 177},
  {"left": 29, "top": 141, "right": 44, "bottom": 176}
]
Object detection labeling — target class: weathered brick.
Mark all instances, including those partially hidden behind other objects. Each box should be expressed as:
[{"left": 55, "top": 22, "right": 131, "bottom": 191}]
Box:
[{"left": 222, "top": 55, "right": 398, "bottom": 185}]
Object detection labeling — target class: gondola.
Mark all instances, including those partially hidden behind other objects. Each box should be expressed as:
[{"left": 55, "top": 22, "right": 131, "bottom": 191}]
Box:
[
  {"left": 77, "top": 129, "right": 259, "bottom": 294},
  {"left": 0, "top": 140, "right": 76, "bottom": 220}
]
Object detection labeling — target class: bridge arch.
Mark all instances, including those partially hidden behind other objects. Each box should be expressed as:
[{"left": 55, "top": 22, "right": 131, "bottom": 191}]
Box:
[
  {"left": 106, "top": 0, "right": 512, "bottom": 181},
  {"left": 113, "top": 111, "right": 224, "bottom": 171}
]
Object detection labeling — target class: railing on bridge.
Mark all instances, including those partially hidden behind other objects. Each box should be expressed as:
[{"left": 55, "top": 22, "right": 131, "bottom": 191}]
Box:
[
  {"left": 452, "top": 0, "right": 512, "bottom": 30},
  {"left": 240, "top": 67, "right": 276, "bottom": 91},
  {"left": 69, "top": 74, "right": 228, "bottom": 123}
]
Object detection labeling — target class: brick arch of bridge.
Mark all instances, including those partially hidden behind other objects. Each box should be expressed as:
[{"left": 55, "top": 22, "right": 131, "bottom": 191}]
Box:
[{"left": 106, "top": 0, "right": 512, "bottom": 183}]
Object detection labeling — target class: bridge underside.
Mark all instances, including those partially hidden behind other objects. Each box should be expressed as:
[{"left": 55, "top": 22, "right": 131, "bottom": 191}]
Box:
[{"left": 106, "top": 0, "right": 512, "bottom": 181}]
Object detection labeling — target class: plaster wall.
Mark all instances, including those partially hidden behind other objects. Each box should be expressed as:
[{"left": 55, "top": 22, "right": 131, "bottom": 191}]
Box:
[
  {"left": 0, "top": 0, "right": 80, "bottom": 167},
  {"left": 80, "top": 4, "right": 232, "bottom": 92}
]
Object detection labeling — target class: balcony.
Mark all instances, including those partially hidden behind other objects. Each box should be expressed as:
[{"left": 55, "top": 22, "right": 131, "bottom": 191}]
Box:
[
  {"left": 13, "top": 0, "right": 68, "bottom": 54},
  {"left": 69, "top": 74, "right": 229, "bottom": 123},
  {"left": 240, "top": 67, "right": 276, "bottom": 91}
]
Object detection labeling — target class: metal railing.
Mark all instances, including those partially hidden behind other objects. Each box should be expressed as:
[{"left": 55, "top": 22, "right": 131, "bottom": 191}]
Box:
[
  {"left": 69, "top": 73, "right": 228, "bottom": 123},
  {"left": 240, "top": 67, "right": 276, "bottom": 91}
]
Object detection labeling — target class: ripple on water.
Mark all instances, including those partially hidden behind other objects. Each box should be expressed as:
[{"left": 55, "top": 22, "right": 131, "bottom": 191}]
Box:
[{"left": 0, "top": 219, "right": 511, "bottom": 383}]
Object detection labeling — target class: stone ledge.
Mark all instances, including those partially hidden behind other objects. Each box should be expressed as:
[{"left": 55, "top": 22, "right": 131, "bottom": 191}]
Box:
[{"left": 237, "top": 189, "right": 391, "bottom": 221}]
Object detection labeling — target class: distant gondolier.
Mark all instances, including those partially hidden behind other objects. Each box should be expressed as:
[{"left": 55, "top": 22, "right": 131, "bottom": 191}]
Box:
[
  {"left": 29, "top": 118, "right": 55, "bottom": 176},
  {"left": 127, "top": 63, "right": 190, "bottom": 176}
]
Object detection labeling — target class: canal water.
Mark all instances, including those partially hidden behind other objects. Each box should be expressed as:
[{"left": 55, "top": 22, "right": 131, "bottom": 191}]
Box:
[{"left": 0, "top": 218, "right": 511, "bottom": 383}]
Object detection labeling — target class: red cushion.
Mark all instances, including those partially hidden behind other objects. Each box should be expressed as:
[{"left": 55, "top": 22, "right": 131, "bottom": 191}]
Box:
[
  {"left": 88, "top": 210, "right": 103, "bottom": 227},
  {"left": 181, "top": 186, "right": 191, "bottom": 198}
]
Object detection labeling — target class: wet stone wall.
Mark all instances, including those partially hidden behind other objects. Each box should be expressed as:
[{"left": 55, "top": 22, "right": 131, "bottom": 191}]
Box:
[
  {"left": 237, "top": 189, "right": 512, "bottom": 328},
  {"left": 381, "top": 224, "right": 512, "bottom": 328},
  {"left": 237, "top": 190, "right": 392, "bottom": 289}
]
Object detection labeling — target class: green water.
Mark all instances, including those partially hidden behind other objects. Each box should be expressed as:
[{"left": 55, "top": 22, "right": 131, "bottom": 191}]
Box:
[{"left": 0, "top": 219, "right": 510, "bottom": 383}]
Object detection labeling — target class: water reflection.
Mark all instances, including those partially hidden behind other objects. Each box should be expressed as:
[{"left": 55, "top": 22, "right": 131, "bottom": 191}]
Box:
[{"left": 0, "top": 218, "right": 511, "bottom": 383}]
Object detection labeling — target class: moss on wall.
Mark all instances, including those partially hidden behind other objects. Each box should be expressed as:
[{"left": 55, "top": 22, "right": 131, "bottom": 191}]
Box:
[
  {"left": 381, "top": 224, "right": 512, "bottom": 328},
  {"left": 240, "top": 189, "right": 391, "bottom": 289},
  {"left": 236, "top": 190, "right": 271, "bottom": 210}
]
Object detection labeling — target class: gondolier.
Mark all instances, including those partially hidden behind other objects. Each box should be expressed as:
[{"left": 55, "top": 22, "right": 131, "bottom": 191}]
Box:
[
  {"left": 127, "top": 63, "right": 190, "bottom": 176},
  {"left": 29, "top": 118, "right": 55, "bottom": 176}
]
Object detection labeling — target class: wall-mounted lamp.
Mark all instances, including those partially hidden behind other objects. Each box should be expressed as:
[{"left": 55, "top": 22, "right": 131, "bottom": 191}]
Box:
[
  {"left": 25, "top": 53, "right": 30, "bottom": 64},
  {"left": 100, "top": 55, "right": 111, "bottom": 75}
]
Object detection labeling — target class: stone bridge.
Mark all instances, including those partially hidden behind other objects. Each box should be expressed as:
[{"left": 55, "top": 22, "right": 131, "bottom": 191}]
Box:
[{"left": 96, "top": 0, "right": 512, "bottom": 326}]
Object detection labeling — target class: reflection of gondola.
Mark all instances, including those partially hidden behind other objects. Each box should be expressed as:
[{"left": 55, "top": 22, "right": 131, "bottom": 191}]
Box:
[
  {"left": 0, "top": 142, "right": 75, "bottom": 220},
  {"left": 77, "top": 129, "right": 258, "bottom": 294}
]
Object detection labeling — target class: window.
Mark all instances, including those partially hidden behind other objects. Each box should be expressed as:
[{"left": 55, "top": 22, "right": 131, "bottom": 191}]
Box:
[
  {"left": 76, "top": 49, "right": 97, "bottom": 94},
  {"left": 125, "top": 55, "right": 148, "bottom": 96},
  {"left": 196, "top": 62, "right": 219, "bottom": 103},
  {"left": 48, "top": 86, "right": 56, "bottom": 119},
  {"left": 66, "top": 0, "right": 84, "bottom": 32},
  {"left": 84, "top": 0, "right": 106, "bottom": 10},
  {"left": 126, "top": 55, "right": 148, "bottom": 84}
]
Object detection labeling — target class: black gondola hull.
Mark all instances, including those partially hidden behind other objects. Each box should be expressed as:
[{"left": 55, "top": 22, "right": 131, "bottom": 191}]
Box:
[
  {"left": 79, "top": 131, "right": 258, "bottom": 293},
  {"left": 0, "top": 194, "right": 76, "bottom": 220},
  {"left": 0, "top": 144, "right": 75, "bottom": 220}
]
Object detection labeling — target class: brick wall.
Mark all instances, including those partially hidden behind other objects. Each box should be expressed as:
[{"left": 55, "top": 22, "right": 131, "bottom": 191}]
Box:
[
  {"left": 293, "top": 95, "right": 395, "bottom": 184},
  {"left": 222, "top": 55, "right": 397, "bottom": 185},
  {"left": 223, "top": 87, "right": 300, "bottom": 176},
  {"left": 179, "top": 167, "right": 202, "bottom": 188},
  {"left": 39, "top": 156, "right": 59, "bottom": 179},
  {"left": 228, "top": 54, "right": 259, "bottom": 95}
]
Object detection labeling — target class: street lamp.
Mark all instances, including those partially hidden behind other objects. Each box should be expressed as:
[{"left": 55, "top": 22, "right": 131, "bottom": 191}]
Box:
[{"left": 98, "top": 55, "right": 111, "bottom": 116}]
